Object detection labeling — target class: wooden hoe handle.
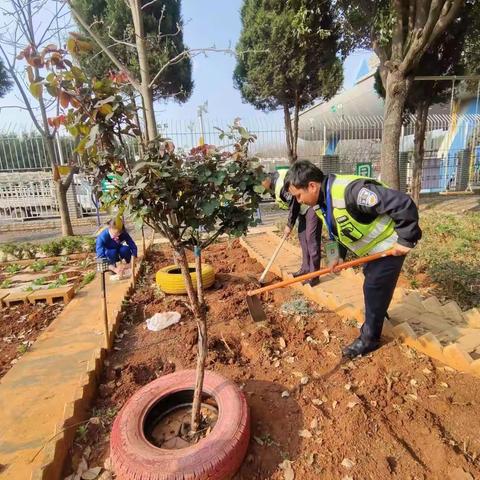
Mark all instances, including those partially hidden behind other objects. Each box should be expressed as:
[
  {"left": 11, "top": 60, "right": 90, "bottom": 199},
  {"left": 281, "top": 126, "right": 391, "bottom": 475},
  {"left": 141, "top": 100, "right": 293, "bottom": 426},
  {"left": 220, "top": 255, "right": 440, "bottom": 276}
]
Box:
[{"left": 247, "top": 248, "right": 395, "bottom": 296}]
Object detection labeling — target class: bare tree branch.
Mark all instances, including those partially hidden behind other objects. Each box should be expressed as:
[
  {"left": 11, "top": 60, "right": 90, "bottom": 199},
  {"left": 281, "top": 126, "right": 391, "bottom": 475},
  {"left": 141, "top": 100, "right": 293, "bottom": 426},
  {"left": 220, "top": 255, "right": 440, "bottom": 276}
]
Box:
[
  {"left": 38, "top": 2, "right": 69, "bottom": 45},
  {"left": 142, "top": 0, "right": 159, "bottom": 10},
  {"left": 108, "top": 31, "right": 136, "bottom": 49},
  {"left": 149, "top": 47, "right": 237, "bottom": 88},
  {"left": 0, "top": 42, "right": 45, "bottom": 135},
  {"left": 67, "top": 0, "right": 141, "bottom": 91}
]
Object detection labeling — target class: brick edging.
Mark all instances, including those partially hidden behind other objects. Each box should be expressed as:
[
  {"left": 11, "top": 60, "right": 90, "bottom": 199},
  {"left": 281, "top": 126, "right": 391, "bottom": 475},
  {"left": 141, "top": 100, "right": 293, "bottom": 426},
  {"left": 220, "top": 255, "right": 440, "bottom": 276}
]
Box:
[{"left": 30, "top": 240, "right": 154, "bottom": 480}]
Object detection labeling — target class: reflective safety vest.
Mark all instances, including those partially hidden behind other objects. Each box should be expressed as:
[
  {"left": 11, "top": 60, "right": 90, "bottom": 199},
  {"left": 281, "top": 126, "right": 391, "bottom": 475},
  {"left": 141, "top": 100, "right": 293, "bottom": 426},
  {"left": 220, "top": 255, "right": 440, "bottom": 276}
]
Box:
[
  {"left": 274, "top": 169, "right": 289, "bottom": 210},
  {"left": 274, "top": 169, "right": 309, "bottom": 214},
  {"left": 315, "top": 174, "right": 398, "bottom": 256}
]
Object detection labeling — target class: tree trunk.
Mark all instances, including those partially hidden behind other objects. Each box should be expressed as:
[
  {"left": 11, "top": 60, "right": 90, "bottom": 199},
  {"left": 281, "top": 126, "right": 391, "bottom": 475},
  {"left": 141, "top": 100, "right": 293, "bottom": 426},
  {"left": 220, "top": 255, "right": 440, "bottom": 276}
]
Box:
[
  {"left": 176, "top": 246, "right": 207, "bottom": 433},
  {"left": 283, "top": 104, "right": 295, "bottom": 164},
  {"left": 45, "top": 135, "right": 74, "bottom": 236},
  {"left": 129, "top": 0, "right": 157, "bottom": 143},
  {"left": 411, "top": 101, "right": 429, "bottom": 205},
  {"left": 381, "top": 71, "right": 410, "bottom": 190},
  {"left": 55, "top": 180, "right": 74, "bottom": 236},
  {"left": 292, "top": 92, "right": 300, "bottom": 163},
  {"left": 194, "top": 246, "right": 204, "bottom": 307}
]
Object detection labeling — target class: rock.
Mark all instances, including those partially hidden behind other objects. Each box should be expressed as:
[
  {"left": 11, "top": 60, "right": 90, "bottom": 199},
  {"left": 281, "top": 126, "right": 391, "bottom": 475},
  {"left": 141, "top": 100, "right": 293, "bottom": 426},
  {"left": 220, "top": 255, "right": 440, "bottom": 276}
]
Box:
[
  {"left": 98, "top": 472, "right": 113, "bottom": 480},
  {"left": 81, "top": 467, "right": 102, "bottom": 480},
  {"left": 310, "top": 418, "right": 318, "bottom": 430},
  {"left": 103, "top": 457, "right": 112, "bottom": 470},
  {"left": 279, "top": 459, "right": 295, "bottom": 480},
  {"left": 300, "top": 376, "right": 309, "bottom": 385},
  {"left": 341, "top": 458, "right": 355, "bottom": 469},
  {"left": 279, "top": 337, "right": 286, "bottom": 349},
  {"left": 246, "top": 454, "right": 254, "bottom": 463},
  {"left": 298, "top": 429, "right": 312, "bottom": 438},
  {"left": 281, "top": 390, "right": 290, "bottom": 398},
  {"left": 312, "top": 398, "right": 323, "bottom": 406}
]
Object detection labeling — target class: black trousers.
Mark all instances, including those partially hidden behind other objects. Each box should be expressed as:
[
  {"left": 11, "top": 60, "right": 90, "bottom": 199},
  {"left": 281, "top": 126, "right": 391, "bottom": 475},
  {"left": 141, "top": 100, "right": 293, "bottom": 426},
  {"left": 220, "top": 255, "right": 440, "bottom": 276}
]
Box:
[
  {"left": 361, "top": 254, "right": 405, "bottom": 342},
  {"left": 298, "top": 207, "right": 322, "bottom": 273}
]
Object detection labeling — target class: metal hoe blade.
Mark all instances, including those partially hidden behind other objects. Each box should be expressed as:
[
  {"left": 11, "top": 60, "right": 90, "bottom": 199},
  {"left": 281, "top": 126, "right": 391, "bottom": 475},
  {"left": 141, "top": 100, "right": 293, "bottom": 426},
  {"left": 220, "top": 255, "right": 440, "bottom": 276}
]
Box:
[{"left": 246, "top": 294, "right": 267, "bottom": 322}]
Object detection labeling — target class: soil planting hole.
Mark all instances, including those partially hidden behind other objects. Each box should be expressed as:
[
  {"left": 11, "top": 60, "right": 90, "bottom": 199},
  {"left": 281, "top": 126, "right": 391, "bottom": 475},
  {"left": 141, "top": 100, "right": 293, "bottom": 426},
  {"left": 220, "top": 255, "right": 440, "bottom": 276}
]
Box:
[
  {"left": 168, "top": 267, "right": 195, "bottom": 274},
  {"left": 144, "top": 390, "right": 218, "bottom": 449}
]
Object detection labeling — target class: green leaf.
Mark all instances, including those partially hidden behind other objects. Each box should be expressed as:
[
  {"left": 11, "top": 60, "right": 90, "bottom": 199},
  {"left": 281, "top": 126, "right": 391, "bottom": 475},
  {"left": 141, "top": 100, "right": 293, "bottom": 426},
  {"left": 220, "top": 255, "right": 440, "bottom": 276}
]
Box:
[{"left": 29, "top": 82, "right": 43, "bottom": 99}]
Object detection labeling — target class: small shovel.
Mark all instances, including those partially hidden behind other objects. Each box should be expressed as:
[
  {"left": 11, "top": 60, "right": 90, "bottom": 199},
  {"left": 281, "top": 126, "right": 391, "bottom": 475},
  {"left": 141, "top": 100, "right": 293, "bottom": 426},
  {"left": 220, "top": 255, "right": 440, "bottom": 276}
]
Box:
[
  {"left": 246, "top": 248, "right": 395, "bottom": 322},
  {"left": 258, "top": 232, "right": 288, "bottom": 285}
]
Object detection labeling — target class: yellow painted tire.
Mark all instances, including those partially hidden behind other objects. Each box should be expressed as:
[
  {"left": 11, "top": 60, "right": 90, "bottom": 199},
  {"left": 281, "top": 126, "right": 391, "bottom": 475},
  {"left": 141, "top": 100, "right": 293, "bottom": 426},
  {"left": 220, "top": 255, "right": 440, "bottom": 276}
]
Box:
[{"left": 155, "top": 263, "right": 215, "bottom": 294}]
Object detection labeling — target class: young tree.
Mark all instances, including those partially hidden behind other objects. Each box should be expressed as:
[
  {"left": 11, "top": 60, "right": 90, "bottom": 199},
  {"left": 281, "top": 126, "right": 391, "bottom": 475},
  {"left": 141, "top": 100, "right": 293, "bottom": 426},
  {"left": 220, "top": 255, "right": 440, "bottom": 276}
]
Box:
[
  {"left": 0, "top": 58, "right": 13, "bottom": 97},
  {"left": 234, "top": 0, "right": 343, "bottom": 163},
  {"left": 373, "top": 8, "right": 470, "bottom": 203},
  {"left": 47, "top": 52, "right": 265, "bottom": 433},
  {"left": 340, "top": 0, "right": 465, "bottom": 189},
  {"left": 0, "top": 0, "right": 77, "bottom": 236}
]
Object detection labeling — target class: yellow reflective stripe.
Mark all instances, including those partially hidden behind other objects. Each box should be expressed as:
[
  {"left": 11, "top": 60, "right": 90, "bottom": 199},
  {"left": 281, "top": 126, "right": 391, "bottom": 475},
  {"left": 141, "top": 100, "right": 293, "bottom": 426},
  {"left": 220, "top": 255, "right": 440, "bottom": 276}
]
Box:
[
  {"left": 366, "top": 234, "right": 398, "bottom": 254},
  {"left": 346, "top": 215, "right": 392, "bottom": 249},
  {"left": 332, "top": 198, "right": 346, "bottom": 208}
]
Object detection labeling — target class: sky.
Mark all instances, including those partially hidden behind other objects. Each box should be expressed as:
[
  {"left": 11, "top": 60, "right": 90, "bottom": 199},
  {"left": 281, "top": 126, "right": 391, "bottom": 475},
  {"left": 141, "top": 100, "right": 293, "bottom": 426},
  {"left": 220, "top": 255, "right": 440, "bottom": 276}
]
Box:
[{"left": 0, "top": 0, "right": 372, "bottom": 132}]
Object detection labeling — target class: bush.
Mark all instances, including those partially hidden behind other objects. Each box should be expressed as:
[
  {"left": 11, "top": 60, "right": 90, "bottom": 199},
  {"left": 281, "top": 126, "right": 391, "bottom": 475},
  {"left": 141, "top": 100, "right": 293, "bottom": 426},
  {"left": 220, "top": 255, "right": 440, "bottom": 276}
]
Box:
[
  {"left": 5, "top": 264, "right": 22, "bottom": 274},
  {"left": 41, "top": 241, "right": 63, "bottom": 257},
  {"left": 60, "top": 236, "right": 83, "bottom": 254},
  {"left": 82, "top": 236, "right": 96, "bottom": 253},
  {"left": 30, "top": 260, "right": 47, "bottom": 272}
]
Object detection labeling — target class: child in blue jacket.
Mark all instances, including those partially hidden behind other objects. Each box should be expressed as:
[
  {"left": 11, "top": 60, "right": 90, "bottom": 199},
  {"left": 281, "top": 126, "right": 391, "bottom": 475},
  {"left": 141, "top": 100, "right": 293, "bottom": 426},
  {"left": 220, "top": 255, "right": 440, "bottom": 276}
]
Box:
[{"left": 95, "top": 218, "right": 138, "bottom": 276}]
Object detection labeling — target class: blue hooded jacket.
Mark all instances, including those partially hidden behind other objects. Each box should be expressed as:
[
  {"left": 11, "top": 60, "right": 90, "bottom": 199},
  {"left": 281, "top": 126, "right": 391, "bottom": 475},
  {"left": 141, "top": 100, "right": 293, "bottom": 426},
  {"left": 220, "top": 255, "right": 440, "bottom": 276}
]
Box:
[{"left": 95, "top": 228, "right": 138, "bottom": 258}]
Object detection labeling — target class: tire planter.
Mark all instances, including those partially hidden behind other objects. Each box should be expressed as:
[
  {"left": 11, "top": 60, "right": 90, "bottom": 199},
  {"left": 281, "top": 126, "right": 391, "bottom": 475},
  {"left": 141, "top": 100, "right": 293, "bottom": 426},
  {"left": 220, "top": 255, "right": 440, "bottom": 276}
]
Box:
[
  {"left": 110, "top": 369, "right": 250, "bottom": 480},
  {"left": 155, "top": 263, "right": 216, "bottom": 295}
]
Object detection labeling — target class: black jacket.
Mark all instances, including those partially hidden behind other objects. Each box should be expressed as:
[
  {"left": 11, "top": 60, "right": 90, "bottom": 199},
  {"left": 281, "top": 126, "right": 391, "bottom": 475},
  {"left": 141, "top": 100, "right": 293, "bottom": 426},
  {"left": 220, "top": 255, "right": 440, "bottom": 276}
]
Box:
[{"left": 317, "top": 174, "right": 422, "bottom": 257}]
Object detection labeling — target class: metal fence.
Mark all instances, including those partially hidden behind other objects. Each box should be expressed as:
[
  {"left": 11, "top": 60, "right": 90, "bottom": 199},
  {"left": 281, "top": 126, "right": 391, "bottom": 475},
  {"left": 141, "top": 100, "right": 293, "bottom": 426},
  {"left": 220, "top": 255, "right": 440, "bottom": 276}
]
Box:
[{"left": 0, "top": 113, "right": 479, "bottom": 225}]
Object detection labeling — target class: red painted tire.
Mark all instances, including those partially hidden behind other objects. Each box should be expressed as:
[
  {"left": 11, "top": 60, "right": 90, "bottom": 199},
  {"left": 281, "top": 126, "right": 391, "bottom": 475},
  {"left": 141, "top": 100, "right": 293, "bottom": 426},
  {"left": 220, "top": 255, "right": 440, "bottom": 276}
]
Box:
[{"left": 110, "top": 370, "right": 250, "bottom": 480}]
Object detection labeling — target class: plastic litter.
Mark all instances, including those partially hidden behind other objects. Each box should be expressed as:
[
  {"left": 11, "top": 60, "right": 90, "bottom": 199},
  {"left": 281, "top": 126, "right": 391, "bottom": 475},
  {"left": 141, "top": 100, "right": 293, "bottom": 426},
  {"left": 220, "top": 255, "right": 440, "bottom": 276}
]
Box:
[{"left": 146, "top": 312, "right": 181, "bottom": 331}]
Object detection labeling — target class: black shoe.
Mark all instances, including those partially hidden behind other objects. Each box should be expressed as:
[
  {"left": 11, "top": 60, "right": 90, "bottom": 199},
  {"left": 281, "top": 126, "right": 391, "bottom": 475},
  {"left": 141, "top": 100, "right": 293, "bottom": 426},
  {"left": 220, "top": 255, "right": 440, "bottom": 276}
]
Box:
[
  {"left": 292, "top": 269, "right": 308, "bottom": 278},
  {"left": 342, "top": 337, "right": 380, "bottom": 359},
  {"left": 303, "top": 277, "right": 319, "bottom": 287}
]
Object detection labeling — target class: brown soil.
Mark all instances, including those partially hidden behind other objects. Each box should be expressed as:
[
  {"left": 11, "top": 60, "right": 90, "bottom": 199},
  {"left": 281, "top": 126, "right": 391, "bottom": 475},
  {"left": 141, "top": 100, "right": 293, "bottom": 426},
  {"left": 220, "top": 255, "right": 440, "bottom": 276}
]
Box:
[
  {"left": 66, "top": 240, "right": 480, "bottom": 480},
  {"left": 0, "top": 302, "right": 63, "bottom": 378}
]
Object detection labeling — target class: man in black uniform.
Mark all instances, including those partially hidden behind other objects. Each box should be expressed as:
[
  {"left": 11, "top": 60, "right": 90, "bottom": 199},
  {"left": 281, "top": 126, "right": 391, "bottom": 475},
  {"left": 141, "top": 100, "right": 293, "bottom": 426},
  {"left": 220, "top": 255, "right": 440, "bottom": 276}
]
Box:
[
  {"left": 262, "top": 169, "right": 322, "bottom": 286},
  {"left": 285, "top": 160, "right": 422, "bottom": 358}
]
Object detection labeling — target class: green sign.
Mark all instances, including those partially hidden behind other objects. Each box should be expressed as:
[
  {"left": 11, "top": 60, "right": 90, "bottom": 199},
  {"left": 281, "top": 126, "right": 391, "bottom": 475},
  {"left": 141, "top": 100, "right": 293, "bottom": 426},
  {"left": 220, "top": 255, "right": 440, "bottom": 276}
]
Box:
[{"left": 356, "top": 162, "right": 372, "bottom": 177}]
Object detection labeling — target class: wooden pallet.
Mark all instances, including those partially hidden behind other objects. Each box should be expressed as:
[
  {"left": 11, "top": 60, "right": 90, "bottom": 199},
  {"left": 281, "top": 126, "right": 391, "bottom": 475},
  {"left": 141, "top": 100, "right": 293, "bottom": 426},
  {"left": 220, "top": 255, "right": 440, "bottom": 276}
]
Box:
[
  {"left": 3, "top": 291, "right": 30, "bottom": 307},
  {"left": 27, "top": 286, "right": 75, "bottom": 305}
]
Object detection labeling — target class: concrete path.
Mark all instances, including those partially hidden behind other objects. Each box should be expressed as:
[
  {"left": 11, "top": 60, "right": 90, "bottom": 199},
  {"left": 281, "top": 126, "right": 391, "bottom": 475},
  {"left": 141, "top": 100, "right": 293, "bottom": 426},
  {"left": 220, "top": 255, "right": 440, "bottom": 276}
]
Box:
[{"left": 0, "top": 265, "right": 139, "bottom": 479}]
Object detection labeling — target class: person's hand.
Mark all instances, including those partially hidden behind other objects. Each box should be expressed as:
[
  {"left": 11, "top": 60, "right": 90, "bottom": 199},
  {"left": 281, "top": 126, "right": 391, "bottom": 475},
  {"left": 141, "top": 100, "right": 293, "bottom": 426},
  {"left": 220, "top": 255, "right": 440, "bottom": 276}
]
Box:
[
  {"left": 329, "top": 257, "right": 344, "bottom": 274},
  {"left": 284, "top": 225, "right": 292, "bottom": 238},
  {"left": 391, "top": 243, "right": 412, "bottom": 256}
]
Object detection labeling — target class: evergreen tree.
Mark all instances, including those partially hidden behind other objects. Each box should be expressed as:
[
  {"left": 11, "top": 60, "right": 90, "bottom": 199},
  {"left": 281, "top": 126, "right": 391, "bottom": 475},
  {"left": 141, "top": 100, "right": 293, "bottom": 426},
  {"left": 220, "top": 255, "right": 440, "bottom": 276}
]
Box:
[{"left": 234, "top": 0, "right": 343, "bottom": 163}]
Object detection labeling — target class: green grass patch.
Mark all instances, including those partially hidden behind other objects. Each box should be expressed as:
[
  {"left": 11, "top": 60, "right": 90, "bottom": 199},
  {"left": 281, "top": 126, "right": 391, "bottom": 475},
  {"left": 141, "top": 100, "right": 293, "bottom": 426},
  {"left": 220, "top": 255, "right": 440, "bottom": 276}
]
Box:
[
  {"left": 80, "top": 271, "right": 96, "bottom": 288},
  {"left": 404, "top": 211, "right": 480, "bottom": 310}
]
